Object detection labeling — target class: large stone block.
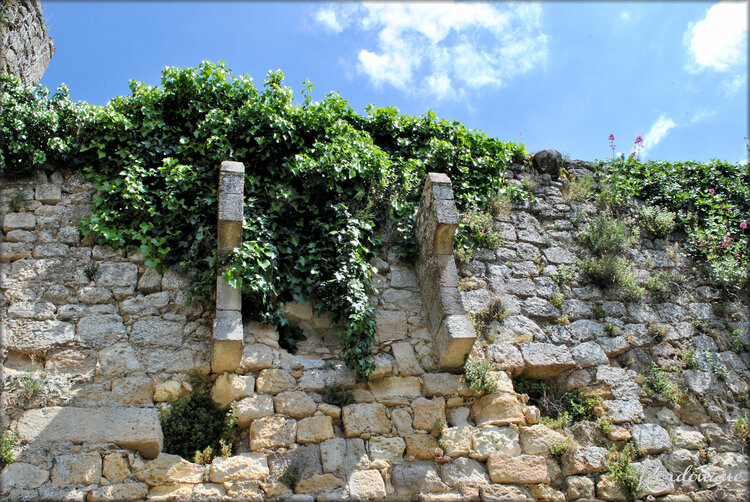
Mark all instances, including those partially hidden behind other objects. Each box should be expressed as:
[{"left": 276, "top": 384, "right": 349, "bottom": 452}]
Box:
[
  {"left": 435, "top": 314, "right": 476, "bottom": 369},
  {"left": 249, "top": 415, "right": 297, "bottom": 450},
  {"left": 487, "top": 453, "right": 550, "bottom": 484},
  {"left": 519, "top": 343, "right": 575, "bottom": 379},
  {"left": 632, "top": 459, "right": 675, "bottom": 497},
  {"left": 35, "top": 184, "right": 62, "bottom": 204},
  {"left": 297, "top": 415, "right": 335, "bottom": 444},
  {"left": 96, "top": 262, "right": 138, "bottom": 288},
  {"left": 471, "top": 426, "right": 522, "bottom": 460},
  {"left": 631, "top": 423, "right": 672, "bottom": 454},
  {"left": 375, "top": 309, "right": 407, "bottom": 343},
  {"left": 369, "top": 436, "right": 406, "bottom": 464},
  {"left": 560, "top": 446, "right": 608, "bottom": 475},
  {"left": 216, "top": 276, "right": 242, "bottom": 311},
  {"left": 472, "top": 393, "right": 525, "bottom": 426},
  {"left": 17, "top": 406, "right": 162, "bottom": 459},
  {"left": 50, "top": 452, "right": 102, "bottom": 486},
  {"left": 411, "top": 397, "right": 446, "bottom": 431},
  {"left": 211, "top": 372, "right": 255, "bottom": 409},
  {"left": 348, "top": 469, "right": 387, "bottom": 500},
  {"left": 391, "top": 460, "right": 448, "bottom": 496},
  {"left": 236, "top": 394, "right": 275, "bottom": 427},
  {"left": 438, "top": 456, "right": 490, "bottom": 488},
  {"left": 4, "top": 318, "right": 75, "bottom": 351},
  {"left": 2, "top": 212, "right": 36, "bottom": 232},
  {"left": 0, "top": 462, "right": 50, "bottom": 490},
  {"left": 133, "top": 454, "right": 204, "bottom": 486},
  {"left": 423, "top": 373, "right": 471, "bottom": 397},
  {"left": 256, "top": 368, "right": 296, "bottom": 394},
  {"left": 209, "top": 453, "right": 268, "bottom": 483},
  {"left": 342, "top": 402, "right": 391, "bottom": 437},
  {"left": 218, "top": 193, "right": 243, "bottom": 222},
  {"left": 211, "top": 339, "right": 242, "bottom": 373},
  {"left": 77, "top": 314, "right": 127, "bottom": 349},
  {"left": 131, "top": 319, "right": 183, "bottom": 348},
  {"left": 213, "top": 309, "right": 243, "bottom": 341},
  {"left": 369, "top": 376, "right": 421, "bottom": 405}
]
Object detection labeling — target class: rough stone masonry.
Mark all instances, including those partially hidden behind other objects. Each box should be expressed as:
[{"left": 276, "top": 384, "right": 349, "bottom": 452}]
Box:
[{"left": 0, "top": 157, "right": 748, "bottom": 501}]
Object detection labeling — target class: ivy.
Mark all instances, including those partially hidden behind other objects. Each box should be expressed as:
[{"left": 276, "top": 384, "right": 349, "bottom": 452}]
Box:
[{"left": 1, "top": 62, "right": 529, "bottom": 380}]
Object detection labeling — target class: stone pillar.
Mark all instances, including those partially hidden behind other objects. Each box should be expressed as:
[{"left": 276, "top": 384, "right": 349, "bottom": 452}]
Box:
[
  {"left": 414, "top": 173, "right": 475, "bottom": 369},
  {"left": 212, "top": 161, "right": 244, "bottom": 373}
]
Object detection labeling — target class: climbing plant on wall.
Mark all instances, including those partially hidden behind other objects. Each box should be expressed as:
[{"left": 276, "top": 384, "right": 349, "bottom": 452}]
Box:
[{"left": 0, "top": 62, "right": 527, "bottom": 380}]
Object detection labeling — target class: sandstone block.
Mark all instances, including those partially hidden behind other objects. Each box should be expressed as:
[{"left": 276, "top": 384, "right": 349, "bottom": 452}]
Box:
[
  {"left": 320, "top": 438, "right": 346, "bottom": 473},
  {"left": 241, "top": 343, "right": 275, "bottom": 372},
  {"left": 249, "top": 415, "right": 296, "bottom": 450},
  {"left": 486, "top": 343, "right": 525, "bottom": 376},
  {"left": 274, "top": 391, "right": 317, "bottom": 418},
  {"left": 369, "top": 436, "right": 406, "bottom": 465},
  {"left": 133, "top": 454, "right": 204, "bottom": 486},
  {"left": 102, "top": 452, "right": 130, "bottom": 483},
  {"left": 154, "top": 380, "right": 188, "bottom": 403},
  {"left": 131, "top": 319, "right": 183, "bottom": 348},
  {"left": 472, "top": 393, "right": 525, "bottom": 426},
  {"left": 256, "top": 368, "right": 296, "bottom": 394},
  {"left": 17, "top": 406, "right": 162, "bottom": 459},
  {"left": 77, "top": 314, "right": 127, "bottom": 349},
  {"left": 519, "top": 425, "right": 565, "bottom": 456},
  {"left": 87, "top": 483, "right": 149, "bottom": 501},
  {"left": 98, "top": 343, "right": 143, "bottom": 376},
  {"left": 295, "top": 473, "right": 343, "bottom": 494},
  {"left": 2, "top": 212, "right": 36, "bottom": 232},
  {"left": 440, "top": 425, "right": 473, "bottom": 457},
  {"left": 519, "top": 343, "right": 575, "bottom": 379},
  {"left": 391, "top": 460, "right": 449, "bottom": 496},
  {"left": 147, "top": 483, "right": 195, "bottom": 499},
  {"left": 435, "top": 314, "right": 476, "bottom": 370},
  {"left": 137, "top": 268, "right": 162, "bottom": 293},
  {"left": 211, "top": 339, "right": 242, "bottom": 374},
  {"left": 0, "top": 462, "right": 50, "bottom": 490},
  {"left": 110, "top": 375, "right": 154, "bottom": 406},
  {"left": 348, "top": 469, "right": 387, "bottom": 500},
  {"left": 375, "top": 309, "right": 407, "bottom": 343},
  {"left": 216, "top": 276, "right": 242, "bottom": 311},
  {"left": 0, "top": 242, "right": 31, "bottom": 261},
  {"left": 50, "top": 452, "right": 102, "bottom": 486},
  {"left": 211, "top": 372, "right": 255, "bottom": 409},
  {"left": 342, "top": 402, "right": 391, "bottom": 437},
  {"left": 480, "top": 484, "right": 533, "bottom": 501},
  {"left": 423, "top": 373, "right": 471, "bottom": 397},
  {"left": 236, "top": 394, "right": 275, "bottom": 427},
  {"left": 631, "top": 423, "right": 672, "bottom": 454},
  {"left": 212, "top": 309, "right": 242, "bottom": 341},
  {"left": 632, "top": 458, "right": 675, "bottom": 497},
  {"left": 438, "top": 456, "right": 489, "bottom": 487},
  {"left": 565, "top": 475, "right": 595, "bottom": 500},
  {"left": 404, "top": 434, "right": 443, "bottom": 459},
  {"left": 368, "top": 376, "right": 421, "bottom": 405},
  {"left": 392, "top": 341, "right": 424, "bottom": 375},
  {"left": 297, "top": 415, "right": 334, "bottom": 443},
  {"left": 561, "top": 446, "right": 607, "bottom": 475},
  {"left": 487, "top": 453, "right": 550, "bottom": 484},
  {"left": 412, "top": 397, "right": 446, "bottom": 431},
  {"left": 570, "top": 341, "right": 609, "bottom": 368},
  {"left": 35, "top": 184, "right": 62, "bottom": 203},
  {"left": 471, "top": 426, "right": 521, "bottom": 460},
  {"left": 209, "top": 453, "right": 269, "bottom": 483},
  {"left": 97, "top": 262, "right": 138, "bottom": 287},
  {"left": 672, "top": 427, "right": 706, "bottom": 450}
]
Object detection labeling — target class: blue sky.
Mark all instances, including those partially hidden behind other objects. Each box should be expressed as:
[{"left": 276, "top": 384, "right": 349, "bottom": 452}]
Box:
[{"left": 39, "top": 1, "right": 748, "bottom": 164}]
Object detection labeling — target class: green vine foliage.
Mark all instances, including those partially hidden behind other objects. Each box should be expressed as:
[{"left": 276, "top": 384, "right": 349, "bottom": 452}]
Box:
[
  {"left": 596, "top": 157, "right": 750, "bottom": 290},
  {"left": 0, "top": 63, "right": 527, "bottom": 381}
]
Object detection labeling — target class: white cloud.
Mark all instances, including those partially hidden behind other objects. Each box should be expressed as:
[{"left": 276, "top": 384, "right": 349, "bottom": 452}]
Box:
[
  {"left": 315, "top": 9, "right": 343, "bottom": 33},
  {"left": 686, "top": 1, "right": 748, "bottom": 71},
  {"left": 314, "top": 1, "right": 548, "bottom": 100},
  {"left": 641, "top": 115, "right": 676, "bottom": 158},
  {"left": 690, "top": 109, "right": 717, "bottom": 124},
  {"left": 620, "top": 11, "right": 632, "bottom": 22}
]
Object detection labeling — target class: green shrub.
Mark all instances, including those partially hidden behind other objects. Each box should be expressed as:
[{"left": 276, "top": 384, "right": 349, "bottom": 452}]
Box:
[
  {"left": 605, "top": 322, "right": 620, "bottom": 336},
  {"left": 551, "top": 264, "right": 574, "bottom": 285},
  {"left": 431, "top": 418, "right": 446, "bottom": 438},
  {"left": 161, "top": 376, "right": 238, "bottom": 461},
  {"left": 579, "top": 215, "right": 632, "bottom": 256},
  {"left": 581, "top": 256, "right": 629, "bottom": 287},
  {"left": 637, "top": 205, "right": 676, "bottom": 237},
  {"left": 681, "top": 347, "right": 698, "bottom": 369},
  {"left": 279, "top": 457, "right": 307, "bottom": 490},
  {"left": 606, "top": 442, "right": 644, "bottom": 498},
  {"left": 323, "top": 385, "right": 354, "bottom": 408},
  {"left": 20, "top": 368, "right": 47, "bottom": 400},
  {"left": 567, "top": 175, "right": 596, "bottom": 202},
  {"left": 593, "top": 305, "right": 607, "bottom": 319},
  {"left": 549, "top": 290, "right": 564, "bottom": 309},
  {"left": 468, "top": 296, "right": 507, "bottom": 338},
  {"left": 1, "top": 431, "right": 17, "bottom": 468},
  {"left": 455, "top": 205, "right": 502, "bottom": 262},
  {"left": 639, "top": 363, "right": 685, "bottom": 406},
  {"left": 464, "top": 357, "right": 497, "bottom": 394},
  {"left": 548, "top": 437, "right": 576, "bottom": 458}
]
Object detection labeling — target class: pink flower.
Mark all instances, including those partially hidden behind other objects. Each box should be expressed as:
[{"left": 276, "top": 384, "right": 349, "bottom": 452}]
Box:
[
  {"left": 722, "top": 241, "right": 728, "bottom": 247},
  {"left": 696, "top": 260, "right": 701, "bottom": 264},
  {"left": 700, "top": 241, "right": 705, "bottom": 246},
  {"left": 741, "top": 220, "right": 748, "bottom": 229},
  {"left": 595, "top": 158, "right": 599, "bottom": 162},
  {"left": 737, "top": 254, "right": 741, "bottom": 258},
  {"left": 708, "top": 188, "right": 715, "bottom": 195},
  {"left": 634, "top": 135, "right": 643, "bottom": 145},
  {"left": 609, "top": 134, "right": 615, "bottom": 141},
  {"left": 630, "top": 152, "right": 635, "bottom": 158}
]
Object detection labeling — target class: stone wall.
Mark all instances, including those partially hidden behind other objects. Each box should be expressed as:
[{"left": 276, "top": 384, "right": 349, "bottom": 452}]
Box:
[
  {"left": 0, "top": 0, "right": 54, "bottom": 85},
  {"left": 1, "top": 160, "right": 748, "bottom": 501}
]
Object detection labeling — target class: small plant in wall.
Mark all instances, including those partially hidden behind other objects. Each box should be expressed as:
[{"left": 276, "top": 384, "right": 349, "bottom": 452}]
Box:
[
  {"left": 463, "top": 357, "right": 497, "bottom": 394},
  {"left": 547, "top": 436, "right": 576, "bottom": 458},
  {"left": 161, "top": 373, "right": 238, "bottom": 462},
  {"left": 606, "top": 441, "right": 644, "bottom": 499},
  {"left": 0, "top": 431, "right": 17, "bottom": 468},
  {"left": 279, "top": 457, "right": 308, "bottom": 490}
]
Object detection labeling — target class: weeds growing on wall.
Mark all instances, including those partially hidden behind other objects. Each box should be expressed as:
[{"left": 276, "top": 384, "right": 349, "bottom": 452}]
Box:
[
  {"left": 595, "top": 156, "right": 750, "bottom": 290},
  {"left": 0, "top": 64, "right": 529, "bottom": 380}
]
